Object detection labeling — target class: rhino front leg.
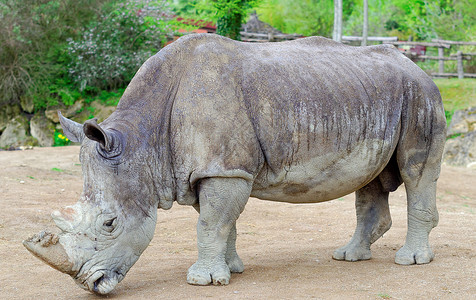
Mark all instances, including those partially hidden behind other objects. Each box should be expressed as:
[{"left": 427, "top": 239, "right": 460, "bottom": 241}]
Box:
[
  {"left": 187, "top": 177, "right": 251, "bottom": 286},
  {"left": 191, "top": 205, "right": 244, "bottom": 273},
  {"left": 333, "top": 178, "right": 391, "bottom": 261}
]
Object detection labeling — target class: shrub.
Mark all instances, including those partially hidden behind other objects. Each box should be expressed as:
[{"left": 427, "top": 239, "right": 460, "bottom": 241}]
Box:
[
  {"left": 0, "top": 0, "right": 112, "bottom": 108},
  {"left": 66, "top": 0, "right": 173, "bottom": 92},
  {"left": 53, "top": 130, "right": 71, "bottom": 146}
]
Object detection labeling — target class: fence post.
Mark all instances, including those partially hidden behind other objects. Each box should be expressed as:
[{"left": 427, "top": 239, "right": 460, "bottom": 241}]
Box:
[
  {"left": 268, "top": 32, "right": 274, "bottom": 42},
  {"left": 457, "top": 51, "right": 464, "bottom": 79},
  {"left": 438, "top": 47, "right": 445, "bottom": 74}
]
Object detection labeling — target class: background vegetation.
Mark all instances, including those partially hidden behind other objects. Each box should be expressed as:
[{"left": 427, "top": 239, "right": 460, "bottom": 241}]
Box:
[
  {"left": 0, "top": 0, "right": 475, "bottom": 122},
  {"left": 0, "top": 0, "right": 173, "bottom": 111}
]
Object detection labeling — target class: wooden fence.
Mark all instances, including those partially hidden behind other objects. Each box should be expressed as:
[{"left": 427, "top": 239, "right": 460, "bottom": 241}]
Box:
[
  {"left": 240, "top": 32, "right": 303, "bottom": 42},
  {"left": 239, "top": 33, "right": 475, "bottom": 79},
  {"left": 384, "top": 39, "right": 476, "bottom": 79}
]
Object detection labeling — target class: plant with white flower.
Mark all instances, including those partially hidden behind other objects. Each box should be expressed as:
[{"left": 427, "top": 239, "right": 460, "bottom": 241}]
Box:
[{"left": 67, "top": 0, "right": 173, "bottom": 92}]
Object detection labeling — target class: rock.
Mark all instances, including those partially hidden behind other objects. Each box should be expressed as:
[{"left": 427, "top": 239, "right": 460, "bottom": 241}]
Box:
[
  {"left": 45, "top": 100, "right": 84, "bottom": 123},
  {"left": 0, "top": 104, "right": 21, "bottom": 132},
  {"left": 447, "top": 106, "right": 476, "bottom": 137},
  {"left": 20, "top": 95, "right": 35, "bottom": 113},
  {"left": 70, "top": 101, "right": 116, "bottom": 124},
  {"left": 30, "top": 114, "right": 55, "bottom": 147},
  {"left": 443, "top": 106, "right": 476, "bottom": 167},
  {"left": 0, "top": 115, "right": 36, "bottom": 148},
  {"left": 444, "top": 132, "right": 476, "bottom": 167},
  {"left": 89, "top": 101, "right": 116, "bottom": 123}
]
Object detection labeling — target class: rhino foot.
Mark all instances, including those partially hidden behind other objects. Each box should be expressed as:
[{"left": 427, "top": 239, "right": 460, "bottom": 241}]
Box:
[
  {"left": 187, "top": 262, "right": 231, "bottom": 286},
  {"left": 226, "top": 254, "right": 244, "bottom": 273},
  {"left": 332, "top": 243, "right": 371, "bottom": 261},
  {"left": 395, "top": 244, "right": 434, "bottom": 265}
]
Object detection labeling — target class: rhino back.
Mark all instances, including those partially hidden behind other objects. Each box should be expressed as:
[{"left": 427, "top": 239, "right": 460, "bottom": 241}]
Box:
[
  {"left": 170, "top": 35, "right": 419, "bottom": 202},
  {"left": 110, "top": 34, "right": 440, "bottom": 204}
]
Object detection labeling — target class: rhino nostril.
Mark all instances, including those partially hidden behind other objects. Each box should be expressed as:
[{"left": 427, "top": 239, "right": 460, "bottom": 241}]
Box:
[{"left": 93, "top": 274, "right": 105, "bottom": 292}]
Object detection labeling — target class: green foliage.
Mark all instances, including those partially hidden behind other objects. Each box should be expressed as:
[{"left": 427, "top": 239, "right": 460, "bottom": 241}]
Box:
[
  {"left": 254, "top": 0, "right": 475, "bottom": 41},
  {"left": 191, "top": 0, "right": 260, "bottom": 40},
  {"left": 0, "top": 0, "right": 173, "bottom": 111},
  {"left": 97, "top": 89, "right": 125, "bottom": 106},
  {"left": 0, "top": 0, "right": 112, "bottom": 108},
  {"left": 53, "top": 130, "right": 71, "bottom": 146},
  {"left": 66, "top": 0, "right": 173, "bottom": 92},
  {"left": 255, "top": 0, "right": 337, "bottom": 37}
]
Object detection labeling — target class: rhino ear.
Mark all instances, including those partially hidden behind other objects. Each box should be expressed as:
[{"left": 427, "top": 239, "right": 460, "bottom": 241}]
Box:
[
  {"left": 58, "top": 111, "right": 84, "bottom": 143},
  {"left": 83, "top": 118, "right": 116, "bottom": 153}
]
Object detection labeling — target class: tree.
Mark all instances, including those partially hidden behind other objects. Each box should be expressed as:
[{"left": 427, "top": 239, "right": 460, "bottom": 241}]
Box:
[
  {"left": 192, "top": 0, "right": 259, "bottom": 40},
  {"left": 362, "top": 0, "right": 368, "bottom": 46},
  {"left": 333, "top": 0, "right": 343, "bottom": 42},
  {"left": 215, "top": 0, "right": 248, "bottom": 40}
]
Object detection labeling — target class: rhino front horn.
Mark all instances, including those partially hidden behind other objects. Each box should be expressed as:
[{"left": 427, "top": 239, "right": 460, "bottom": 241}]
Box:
[{"left": 23, "top": 231, "right": 75, "bottom": 276}]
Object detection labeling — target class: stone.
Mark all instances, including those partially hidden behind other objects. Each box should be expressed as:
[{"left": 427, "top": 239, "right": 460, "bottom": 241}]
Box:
[
  {"left": 443, "top": 132, "right": 476, "bottom": 167},
  {"left": 443, "top": 106, "right": 476, "bottom": 167},
  {"left": 30, "top": 114, "right": 55, "bottom": 147},
  {"left": 89, "top": 101, "right": 116, "bottom": 123},
  {"left": 0, "top": 115, "right": 36, "bottom": 148},
  {"left": 20, "top": 95, "right": 35, "bottom": 113},
  {"left": 45, "top": 100, "right": 84, "bottom": 123},
  {"left": 446, "top": 106, "right": 476, "bottom": 137},
  {"left": 70, "top": 101, "right": 117, "bottom": 124},
  {"left": 0, "top": 104, "right": 21, "bottom": 132}
]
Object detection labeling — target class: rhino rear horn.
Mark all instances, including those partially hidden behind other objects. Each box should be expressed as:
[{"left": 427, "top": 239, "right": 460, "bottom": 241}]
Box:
[{"left": 58, "top": 111, "right": 84, "bottom": 143}]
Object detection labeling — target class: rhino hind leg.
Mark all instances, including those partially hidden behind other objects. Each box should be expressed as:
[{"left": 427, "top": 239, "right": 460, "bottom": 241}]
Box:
[
  {"left": 394, "top": 97, "right": 446, "bottom": 265},
  {"left": 333, "top": 178, "right": 392, "bottom": 261},
  {"left": 395, "top": 155, "right": 442, "bottom": 265},
  {"left": 187, "top": 177, "right": 251, "bottom": 286}
]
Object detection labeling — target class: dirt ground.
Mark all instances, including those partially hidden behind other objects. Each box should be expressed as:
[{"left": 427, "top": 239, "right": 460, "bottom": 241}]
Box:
[{"left": 0, "top": 146, "right": 475, "bottom": 299}]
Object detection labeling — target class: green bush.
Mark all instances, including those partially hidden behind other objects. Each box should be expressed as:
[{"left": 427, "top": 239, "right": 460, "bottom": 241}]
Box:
[
  {"left": 53, "top": 130, "right": 71, "bottom": 146},
  {"left": 0, "top": 0, "right": 173, "bottom": 111},
  {"left": 66, "top": 0, "right": 173, "bottom": 92},
  {"left": 0, "top": 0, "right": 112, "bottom": 108}
]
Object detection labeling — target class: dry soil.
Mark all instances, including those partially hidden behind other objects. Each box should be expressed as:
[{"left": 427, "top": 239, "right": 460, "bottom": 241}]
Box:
[{"left": 0, "top": 146, "right": 475, "bottom": 299}]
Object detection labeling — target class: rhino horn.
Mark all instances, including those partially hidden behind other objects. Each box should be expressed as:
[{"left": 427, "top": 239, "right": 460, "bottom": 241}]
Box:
[
  {"left": 51, "top": 206, "right": 80, "bottom": 232},
  {"left": 23, "top": 231, "right": 75, "bottom": 276}
]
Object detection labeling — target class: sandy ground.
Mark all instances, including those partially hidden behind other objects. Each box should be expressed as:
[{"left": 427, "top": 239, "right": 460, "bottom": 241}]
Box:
[{"left": 0, "top": 146, "right": 475, "bottom": 299}]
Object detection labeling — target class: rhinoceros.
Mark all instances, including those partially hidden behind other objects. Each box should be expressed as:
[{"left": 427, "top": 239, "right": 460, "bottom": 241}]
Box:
[{"left": 23, "top": 34, "right": 446, "bottom": 294}]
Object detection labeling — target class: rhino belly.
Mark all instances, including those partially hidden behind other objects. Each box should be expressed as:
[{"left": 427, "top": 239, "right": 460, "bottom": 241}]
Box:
[{"left": 250, "top": 140, "right": 394, "bottom": 203}]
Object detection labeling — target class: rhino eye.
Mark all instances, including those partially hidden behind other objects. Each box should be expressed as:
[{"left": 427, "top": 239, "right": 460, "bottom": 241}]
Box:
[{"left": 103, "top": 217, "right": 117, "bottom": 232}]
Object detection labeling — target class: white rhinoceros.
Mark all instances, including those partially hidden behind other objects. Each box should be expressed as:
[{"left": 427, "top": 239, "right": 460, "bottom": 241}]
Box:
[{"left": 24, "top": 34, "right": 446, "bottom": 294}]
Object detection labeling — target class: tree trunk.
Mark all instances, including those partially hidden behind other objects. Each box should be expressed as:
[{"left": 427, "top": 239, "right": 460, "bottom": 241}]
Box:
[
  {"left": 362, "top": 0, "right": 368, "bottom": 46},
  {"left": 333, "top": 0, "right": 342, "bottom": 42}
]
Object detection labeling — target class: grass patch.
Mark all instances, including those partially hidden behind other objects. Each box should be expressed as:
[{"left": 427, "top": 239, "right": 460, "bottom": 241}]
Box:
[
  {"left": 434, "top": 79, "right": 476, "bottom": 125},
  {"left": 51, "top": 168, "right": 64, "bottom": 172}
]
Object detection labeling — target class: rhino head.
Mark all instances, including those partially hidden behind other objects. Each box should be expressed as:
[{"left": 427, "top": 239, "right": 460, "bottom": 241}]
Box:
[{"left": 23, "top": 112, "right": 160, "bottom": 294}]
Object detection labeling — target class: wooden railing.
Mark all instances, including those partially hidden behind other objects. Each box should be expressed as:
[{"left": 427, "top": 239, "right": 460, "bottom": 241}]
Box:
[
  {"left": 240, "top": 32, "right": 303, "bottom": 42},
  {"left": 384, "top": 39, "right": 476, "bottom": 79},
  {"left": 238, "top": 33, "right": 475, "bottom": 79}
]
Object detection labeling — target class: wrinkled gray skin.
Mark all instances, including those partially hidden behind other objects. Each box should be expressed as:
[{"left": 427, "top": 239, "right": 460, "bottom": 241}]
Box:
[{"left": 23, "top": 34, "right": 446, "bottom": 294}]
